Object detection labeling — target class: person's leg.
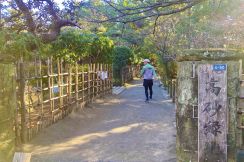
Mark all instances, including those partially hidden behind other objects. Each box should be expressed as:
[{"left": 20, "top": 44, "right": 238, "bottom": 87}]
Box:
[
  {"left": 149, "top": 80, "right": 153, "bottom": 99},
  {"left": 144, "top": 80, "right": 149, "bottom": 101},
  {"left": 144, "top": 85, "right": 149, "bottom": 100}
]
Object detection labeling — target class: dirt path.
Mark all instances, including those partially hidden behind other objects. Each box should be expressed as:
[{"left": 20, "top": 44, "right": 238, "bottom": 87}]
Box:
[{"left": 22, "top": 79, "right": 176, "bottom": 162}]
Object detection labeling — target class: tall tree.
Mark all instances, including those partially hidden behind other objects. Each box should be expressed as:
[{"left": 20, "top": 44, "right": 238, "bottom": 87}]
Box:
[{"left": 1, "top": 0, "right": 82, "bottom": 42}]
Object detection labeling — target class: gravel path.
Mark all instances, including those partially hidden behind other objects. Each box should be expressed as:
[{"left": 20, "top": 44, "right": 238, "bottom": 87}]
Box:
[{"left": 22, "top": 79, "right": 176, "bottom": 162}]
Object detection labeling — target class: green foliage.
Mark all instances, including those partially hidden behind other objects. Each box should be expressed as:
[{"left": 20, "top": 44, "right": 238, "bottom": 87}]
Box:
[
  {"left": 2, "top": 0, "right": 242, "bottom": 83},
  {"left": 93, "top": 25, "right": 107, "bottom": 34},
  {"left": 0, "top": 28, "right": 115, "bottom": 64},
  {"left": 113, "top": 46, "right": 134, "bottom": 68},
  {"left": 113, "top": 46, "right": 134, "bottom": 85},
  {"left": 0, "top": 30, "right": 42, "bottom": 61},
  {"left": 127, "top": 0, "right": 243, "bottom": 85},
  {"left": 172, "top": 0, "right": 242, "bottom": 49},
  {"left": 91, "top": 36, "right": 114, "bottom": 63},
  {"left": 166, "top": 61, "right": 177, "bottom": 79},
  {"left": 51, "top": 29, "right": 94, "bottom": 63},
  {"left": 51, "top": 29, "right": 114, "bottom": 64}
]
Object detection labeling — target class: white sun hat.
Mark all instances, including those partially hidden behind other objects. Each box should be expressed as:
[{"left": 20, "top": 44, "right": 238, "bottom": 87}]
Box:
[{"left": 143, "top": 59, "right": 150, "bottom": 63}]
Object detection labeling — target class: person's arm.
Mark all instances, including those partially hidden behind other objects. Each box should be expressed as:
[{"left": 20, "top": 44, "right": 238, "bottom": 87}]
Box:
[
  {"left": 140, "top": 67, "right": 145, "bottom": 78},
  {"left": 152, "top": 67, "right": 157, "bottom": 79}
]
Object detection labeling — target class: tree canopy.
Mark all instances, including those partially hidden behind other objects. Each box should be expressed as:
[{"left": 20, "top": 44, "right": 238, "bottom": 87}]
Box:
[
  {"left": 1, "top": 0, "right": 207, "bottom": 42},
  {"left": 0, "top": 0, "right": 243, "bottom": 69}
]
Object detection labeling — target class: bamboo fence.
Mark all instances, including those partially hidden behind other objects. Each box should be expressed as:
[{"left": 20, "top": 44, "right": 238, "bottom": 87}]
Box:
[
  {"left": 121, "top": 66, "right": 134, "bottom": 85},
  {"left": 16, "top": 57, "right": 112, "bottom": 143}
]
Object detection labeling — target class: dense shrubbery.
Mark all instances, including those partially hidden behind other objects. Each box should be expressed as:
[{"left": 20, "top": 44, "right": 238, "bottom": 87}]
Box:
[
  {"left": 0, "top": 29, "right": 115, "bottom": 64},
  {"left": 51, "top": 29, "right": 114, "bottom": 64},
  {"left": 0, "top": 30, "right": 42, "bottom": 61},
  {"left": 112, "top": 46, "right": 134, "bottom": 85}
]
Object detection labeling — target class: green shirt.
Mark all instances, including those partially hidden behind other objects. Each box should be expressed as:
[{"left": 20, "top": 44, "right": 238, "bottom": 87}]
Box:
[{"left": 140, "top": 63, "right": 157, "bottom": 79}]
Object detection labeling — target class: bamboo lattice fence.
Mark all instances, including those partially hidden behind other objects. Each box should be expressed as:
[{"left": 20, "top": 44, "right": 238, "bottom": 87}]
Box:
[
  {"left": 121, "top": 66, "right": 134, "bottom": 85},
  {"left": 16, "top": 57, "right": 112, "bottom": 143}
]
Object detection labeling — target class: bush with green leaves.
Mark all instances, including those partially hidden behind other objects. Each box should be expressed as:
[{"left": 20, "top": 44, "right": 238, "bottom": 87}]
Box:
[
  {"left": 51, "top": 30, "right": 94, "bottom": 63},
  {"left": 90, "top": 36, "right": 114, "bottom": 63},
  {"left": 112, "top": 46, "right": 134, "bottom": 85},
  {"left": 51, "top": 29, "right": 114, "bottom": 64},
  {"left": 0, "top": 30, "right": 42, "bottom": 62}
]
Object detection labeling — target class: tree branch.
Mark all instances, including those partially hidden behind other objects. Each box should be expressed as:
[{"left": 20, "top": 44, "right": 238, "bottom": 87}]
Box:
[
  {"left": 100, "top": 1, "right": 186, "bottom": 22},
  {"left": 57, "top": 19, "right": 81, "bottom": 29},
  {"left": 105, "top": 0, "right": 188, "bottom": 12},
  {"left": 40, "top": 19, "right": 81, "bottom": 42},
  {"left": 103, "top": 0, "right": 125, "bottom": 15},
  {"left": 13, "top": 0, "right": 82, "bottom": 42},
  {"left": 14, "top": 0, "right": 36, "bottom": 33},
  {"left": 91, "top": 0, "right": 204, "bottom": 23},
  {"left": 37, "top": 0, "right": 60, "bottom": 21},
  {"left": 153, "top": 15, "right": 159, "bottom": 35},
  {"left": 4, "top": 11, "right": 22, "bottom": 22}
]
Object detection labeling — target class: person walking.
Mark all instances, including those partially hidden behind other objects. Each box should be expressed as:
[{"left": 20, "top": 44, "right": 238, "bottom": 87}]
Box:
[{"left": 140, "top": 59, "right": 157, "bottom": 102}]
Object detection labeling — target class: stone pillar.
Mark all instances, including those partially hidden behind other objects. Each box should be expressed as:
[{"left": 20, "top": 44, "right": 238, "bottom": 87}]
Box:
[
  {"left": 176, "top": 49, "right": 242, "bottom": 162},
  {"left": 0, "top": 62, "right": 16, "bottom": 162}
]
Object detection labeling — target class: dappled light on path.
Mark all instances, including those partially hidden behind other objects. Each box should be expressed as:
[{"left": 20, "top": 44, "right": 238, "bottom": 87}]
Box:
[{"left": 22, "top": 80, "right": 176, "bottom": 162}]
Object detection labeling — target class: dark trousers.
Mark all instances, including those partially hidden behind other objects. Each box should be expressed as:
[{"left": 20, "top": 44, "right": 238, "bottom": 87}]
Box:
[{"left": 143, "top": 79, "right": 153, "bottom": 99}]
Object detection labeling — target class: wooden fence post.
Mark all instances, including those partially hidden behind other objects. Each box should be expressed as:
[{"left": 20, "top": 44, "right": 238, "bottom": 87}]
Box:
[
  {"left": 110, "top": 64, "right": 113, "bottom": 94},
  {"left": 75, "top": 62, "right": 79, "bottom": 108},
  {"left": 100, "top": 63, "right": 102, "bottom": 95},
  {"left": 48, "top": 57, "right": 54, "bottom": 122},
  {"left": 82, "top": 63, "right": 85, "bottom": 104},
  {"left": 105, "top": 64, "right": 108, "bottom": 94},
  {"left": 101, "top": 64, "right": 104, "bottom": 96},
  {"left": 39, "top": 59, "right": 44, "bottom": 128},
  {"left": 60, "top": 59, "right": 64, "bottom": 116},
  {"left": 92, "top": 63, "right": 95, "bottom": 100},
  {"left": 19, "top": 61, "right": 27, "bottom": 143},
  {"left": 96, "top": 63, "right": 99, "bottom": 97},
  {"left": 121, "top": 67, "right": 124, "bottom": 86},
  {"left": 88, "top": 63, "right": 91, "bottom": 101},
  {"left": 167, "top": 79, "right": 170, "bottom": 94},
  {"left": 88, "top": 63, "right": 91, "bottom": 102},
  {"left": 97, "top": 63, "right": 101, "bottom": 97},
  {"left": 57, "top": 59, "right": 62, "bottom": 116},
  {"left": 68, "top": 64, "right": 72, "bottom": 105},
  {"left": 172, "top": 80, "right": 176, "bottom": 103},
  {"left": 171, "top": 80, "right": 173, "bottom": 97}
]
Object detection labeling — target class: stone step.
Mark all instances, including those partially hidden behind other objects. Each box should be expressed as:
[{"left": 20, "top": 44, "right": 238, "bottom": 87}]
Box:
[
  {"left": 112, "top": 86, "right": 125, "bottom": 95},
  {"left": 13, "top": 152, "right": 32, "bottom": 162}
]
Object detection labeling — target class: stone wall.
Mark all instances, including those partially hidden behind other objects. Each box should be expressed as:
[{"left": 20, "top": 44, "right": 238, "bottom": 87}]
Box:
[
  {"left": 0, "top": 63, "right": 16, "bottom": 162},
  {"left": 176, "top": 49, "right": 242, "bottom": 162}
]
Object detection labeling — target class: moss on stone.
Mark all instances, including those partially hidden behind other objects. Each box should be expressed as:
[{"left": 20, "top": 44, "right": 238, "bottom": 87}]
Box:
[
  {"left": 176, "top": 48, "right": 244, "bottom": 61},
  {"left": 176, "top": 56, "right": 241, "bottom": 162}
]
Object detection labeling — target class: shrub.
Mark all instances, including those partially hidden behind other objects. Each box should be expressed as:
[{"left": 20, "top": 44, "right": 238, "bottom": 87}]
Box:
[{"left": 112, "top": 46, "right": 134, "bottom": 85}]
